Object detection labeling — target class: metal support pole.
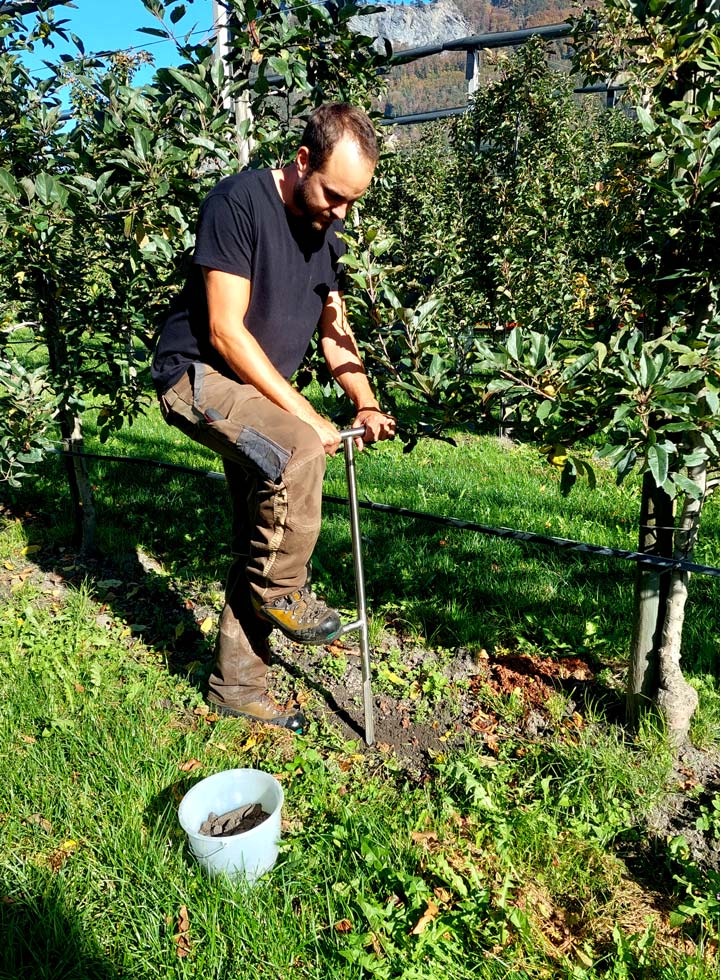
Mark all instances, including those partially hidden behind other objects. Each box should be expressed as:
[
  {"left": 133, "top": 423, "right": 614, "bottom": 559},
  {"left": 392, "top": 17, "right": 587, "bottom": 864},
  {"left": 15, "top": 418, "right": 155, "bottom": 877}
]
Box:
[
  {"left": 212, "top": 0, "right": 253, "bottom": 168},
  {"left": 338, "top": 427, "right": 375, "bottom": 746},
  {"left": 465, "top": 48, "right": 480, "bottom": 99}
]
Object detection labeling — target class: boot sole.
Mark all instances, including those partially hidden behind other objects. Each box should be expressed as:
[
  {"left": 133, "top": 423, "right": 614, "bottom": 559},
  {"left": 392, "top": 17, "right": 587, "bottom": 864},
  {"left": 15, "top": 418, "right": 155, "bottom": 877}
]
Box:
[{"left": 256, "top": 611, "right": 342, "bottom": 646}]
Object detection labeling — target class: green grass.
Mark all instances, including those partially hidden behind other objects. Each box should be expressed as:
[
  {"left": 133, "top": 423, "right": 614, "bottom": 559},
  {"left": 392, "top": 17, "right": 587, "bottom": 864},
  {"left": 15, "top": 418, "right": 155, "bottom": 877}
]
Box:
[
  {"left": 13, "top": 396, "right": 720, "bottom": 674},
  {"left": 3, "top": 400, "right": 720, "bottom": 977},
  {"left": 1, "top": 560, "right": 717, "bottom": 979}
]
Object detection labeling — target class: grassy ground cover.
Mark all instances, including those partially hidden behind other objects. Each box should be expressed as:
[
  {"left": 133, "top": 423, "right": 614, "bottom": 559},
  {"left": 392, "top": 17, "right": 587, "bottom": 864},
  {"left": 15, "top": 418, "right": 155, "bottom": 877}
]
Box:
[{"left": 2, "top": 404, "right": 720, "bottom": 977}]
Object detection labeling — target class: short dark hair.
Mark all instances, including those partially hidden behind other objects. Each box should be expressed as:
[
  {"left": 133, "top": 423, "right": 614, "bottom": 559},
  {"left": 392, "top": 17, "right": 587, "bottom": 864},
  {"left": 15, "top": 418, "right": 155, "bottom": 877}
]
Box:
[{"left": 300, "top": 103, "right": 378, "bottom": 172}]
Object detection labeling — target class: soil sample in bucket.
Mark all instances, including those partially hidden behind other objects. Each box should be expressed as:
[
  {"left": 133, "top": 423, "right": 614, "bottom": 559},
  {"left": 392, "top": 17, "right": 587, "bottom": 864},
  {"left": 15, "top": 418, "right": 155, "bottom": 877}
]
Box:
[{"left": 199, "top": 803, "right": 269, "bottom": 837}]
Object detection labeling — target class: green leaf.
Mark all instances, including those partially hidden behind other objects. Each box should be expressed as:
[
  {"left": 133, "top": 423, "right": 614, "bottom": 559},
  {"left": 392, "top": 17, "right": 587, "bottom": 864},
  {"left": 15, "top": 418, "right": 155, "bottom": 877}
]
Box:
[
  {"left": 635, "top": 106, "right": 655, "bottom": 134},
  {"left": 166, "top": 67, "right": 210, "bottom": 103},
  {"left": 647, "top": 444, "right": 669, "bottom": 488},
  {"left": 594, "top": 342, "right": 607, "bottom": 369},
  {"left": 616, "top": 448, "right": 637, "bottom": 484},
  {"left": 0, "top": 168, "right": 19, "bottom": 200},
  {"left": 136, "top": 27, "right": 169, "bottom": 38},
  {"left": 536, "top": 399, "right": 553, "bottom": 421},
  {"left": 506, "top": 328, "right": 523, "bottom": 362},
  {"left": 561, "top": 350, "right": 596, "bottom": 383},
  {"left": 638, "top": 351, "right": 656, "bottom": 387},
  {"left": 683, "top": 448, "right": 707, "bottom": 467},
  {"left": 672, "top": 473, "right": 704, "bottom": 500}
]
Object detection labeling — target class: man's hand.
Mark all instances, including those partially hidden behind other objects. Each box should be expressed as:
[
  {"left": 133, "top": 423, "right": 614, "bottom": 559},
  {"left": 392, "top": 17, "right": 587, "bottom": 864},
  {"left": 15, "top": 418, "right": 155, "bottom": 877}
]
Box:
[
  {"left": 308, "top": 413, "right": 341, "bottom": 456},
  {"left": 352, "top": 407, "right": 397, "bottom": 450}
]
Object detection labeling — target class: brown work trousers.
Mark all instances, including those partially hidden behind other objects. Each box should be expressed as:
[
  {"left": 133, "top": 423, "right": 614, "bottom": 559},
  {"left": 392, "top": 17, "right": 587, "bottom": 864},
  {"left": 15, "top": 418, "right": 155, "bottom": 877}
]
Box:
[{"left": 159, "top": 364, "right": 326, "bottom": 705}]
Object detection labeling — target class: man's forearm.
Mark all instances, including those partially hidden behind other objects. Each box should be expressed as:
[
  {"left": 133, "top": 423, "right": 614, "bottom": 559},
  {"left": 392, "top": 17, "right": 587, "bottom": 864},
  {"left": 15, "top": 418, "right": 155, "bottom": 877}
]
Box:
[{"left": 320, "top": 301, "right": 380, "bottom": 411}]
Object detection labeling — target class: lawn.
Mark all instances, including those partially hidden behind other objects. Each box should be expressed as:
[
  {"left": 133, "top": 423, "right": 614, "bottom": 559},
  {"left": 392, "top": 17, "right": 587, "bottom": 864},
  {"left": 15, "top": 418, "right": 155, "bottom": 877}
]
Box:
[{"left": 1, "top": 405, "right": 720, "bottom": 978}]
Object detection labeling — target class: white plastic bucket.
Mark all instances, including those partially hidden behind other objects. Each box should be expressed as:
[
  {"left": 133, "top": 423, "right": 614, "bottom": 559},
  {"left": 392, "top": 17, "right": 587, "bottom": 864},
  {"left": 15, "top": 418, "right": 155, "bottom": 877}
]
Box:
[{"left": 178, "top": 768, "right": 284, "bottom": 883}]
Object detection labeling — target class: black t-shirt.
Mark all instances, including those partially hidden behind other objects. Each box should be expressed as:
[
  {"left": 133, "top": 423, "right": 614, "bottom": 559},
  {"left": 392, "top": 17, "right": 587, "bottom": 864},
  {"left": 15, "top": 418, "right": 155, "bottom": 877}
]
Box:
[{"left": 151, "top": 168, "right": 346, "bottom": 394}]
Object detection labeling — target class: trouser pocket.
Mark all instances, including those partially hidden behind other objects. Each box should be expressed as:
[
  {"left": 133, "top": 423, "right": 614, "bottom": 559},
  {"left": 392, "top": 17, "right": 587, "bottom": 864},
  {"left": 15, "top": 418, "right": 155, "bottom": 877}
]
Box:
[{"left": 160, "top": 367, "right": 291, "bottom": 482}]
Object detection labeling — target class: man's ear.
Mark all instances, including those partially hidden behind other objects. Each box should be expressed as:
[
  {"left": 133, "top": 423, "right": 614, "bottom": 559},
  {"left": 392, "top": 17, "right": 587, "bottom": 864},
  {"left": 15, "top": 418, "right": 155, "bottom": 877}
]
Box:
[{"left": 296, "top": 145, "right": 311, "bottom": 177}]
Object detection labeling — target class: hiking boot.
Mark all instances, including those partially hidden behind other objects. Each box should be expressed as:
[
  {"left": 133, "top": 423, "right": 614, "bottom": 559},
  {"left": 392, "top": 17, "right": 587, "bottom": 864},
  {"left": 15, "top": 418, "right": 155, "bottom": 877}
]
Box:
[
  {"left": 255, "top": 587, "right": 342, "bottom": 645},
  {"left": 207, "top": 692, "right": 305, "bottom": 732}
]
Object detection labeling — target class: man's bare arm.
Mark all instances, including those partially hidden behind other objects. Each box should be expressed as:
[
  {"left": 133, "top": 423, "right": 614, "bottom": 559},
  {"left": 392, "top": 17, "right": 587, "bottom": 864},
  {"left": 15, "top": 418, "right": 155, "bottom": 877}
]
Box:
[
  {"left": 203, "top": 268, "right": 340, "bottom": 454},
  {"left": 319, "top": 291, "right": 396, "bottom": 447}
]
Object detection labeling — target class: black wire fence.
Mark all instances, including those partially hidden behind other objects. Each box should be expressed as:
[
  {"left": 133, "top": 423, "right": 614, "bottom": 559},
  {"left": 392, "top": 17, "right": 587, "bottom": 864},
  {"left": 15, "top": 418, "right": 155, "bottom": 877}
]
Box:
[{"left": 51, "top": 447, "right": 720, "bottom": 581}]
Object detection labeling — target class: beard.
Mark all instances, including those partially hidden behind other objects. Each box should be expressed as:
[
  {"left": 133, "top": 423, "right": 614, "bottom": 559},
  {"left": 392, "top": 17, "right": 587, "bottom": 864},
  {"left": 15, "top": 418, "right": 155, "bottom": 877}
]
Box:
[{"left": 293, "top": 177, "right": 334, "bottom": 234}]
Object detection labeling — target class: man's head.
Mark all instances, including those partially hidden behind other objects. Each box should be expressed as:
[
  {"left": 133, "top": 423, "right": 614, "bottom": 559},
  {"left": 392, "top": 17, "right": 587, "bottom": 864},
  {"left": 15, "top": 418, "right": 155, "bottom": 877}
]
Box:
[{"left": 293, "top": 103, "right": 378, "bottom": 233}]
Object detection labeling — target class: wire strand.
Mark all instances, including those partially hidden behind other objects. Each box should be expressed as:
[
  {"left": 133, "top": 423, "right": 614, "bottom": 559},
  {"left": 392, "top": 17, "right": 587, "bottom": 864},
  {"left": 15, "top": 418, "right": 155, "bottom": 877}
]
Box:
[{"left": 46, "top": 447, "right": 720, "bottom": 580}]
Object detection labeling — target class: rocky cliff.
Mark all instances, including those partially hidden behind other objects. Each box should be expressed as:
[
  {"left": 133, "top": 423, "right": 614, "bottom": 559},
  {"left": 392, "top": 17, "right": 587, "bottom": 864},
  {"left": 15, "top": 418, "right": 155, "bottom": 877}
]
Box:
[{"left": 351, "top": 0, "right": 473, "bottom": 52}]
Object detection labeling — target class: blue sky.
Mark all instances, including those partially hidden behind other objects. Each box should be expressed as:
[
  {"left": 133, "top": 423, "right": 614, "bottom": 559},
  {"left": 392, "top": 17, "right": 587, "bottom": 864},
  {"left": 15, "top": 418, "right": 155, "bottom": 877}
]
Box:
[
  {"left": 20, "top": 0, "right": 429, "bottom": 88},
  {"left": 24, "top": 0, "right": 424, "bottom": 78},
  {"left": 24, "top": 0, "right": 211, "bottom": 78}
]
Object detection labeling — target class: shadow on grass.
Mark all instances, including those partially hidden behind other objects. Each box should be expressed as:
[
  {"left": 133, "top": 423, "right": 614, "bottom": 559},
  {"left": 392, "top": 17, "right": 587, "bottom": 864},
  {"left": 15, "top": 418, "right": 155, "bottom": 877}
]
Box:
[
  {"left": 0, "top": 876, "right": 125, "bottom": 980},
  {"left": 9, "top": 450, "right": 703, "bottom": 722},
  {"left": 3, "top": 456, "right": 220, "bottom": 681}
]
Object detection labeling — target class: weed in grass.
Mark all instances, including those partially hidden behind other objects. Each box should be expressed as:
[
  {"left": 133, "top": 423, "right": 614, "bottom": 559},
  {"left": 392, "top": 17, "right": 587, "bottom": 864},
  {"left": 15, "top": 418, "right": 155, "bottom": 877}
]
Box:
[{"left": 325, "top": 647, "right": 348, "bottom": 681}]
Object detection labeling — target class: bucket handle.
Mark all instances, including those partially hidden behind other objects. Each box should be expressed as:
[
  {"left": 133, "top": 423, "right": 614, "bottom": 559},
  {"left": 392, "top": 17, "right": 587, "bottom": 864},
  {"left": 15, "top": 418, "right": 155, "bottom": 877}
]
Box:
[{"left": 189, "top": 839, "right": 228, "bottom": 860}]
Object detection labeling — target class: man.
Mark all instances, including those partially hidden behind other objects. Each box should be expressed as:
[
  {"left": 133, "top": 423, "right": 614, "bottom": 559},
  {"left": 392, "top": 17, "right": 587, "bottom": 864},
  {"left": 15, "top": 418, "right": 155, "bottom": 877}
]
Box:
[{"left": 151, "top": 103, "right": 396, "bottom": 732}]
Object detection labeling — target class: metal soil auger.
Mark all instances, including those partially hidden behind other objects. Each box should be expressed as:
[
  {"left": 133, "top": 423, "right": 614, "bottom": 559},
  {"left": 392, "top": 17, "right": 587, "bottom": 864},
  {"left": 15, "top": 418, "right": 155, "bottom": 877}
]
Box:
[{"left": 337, "top": 427, "right": 375, "bottom": 746}]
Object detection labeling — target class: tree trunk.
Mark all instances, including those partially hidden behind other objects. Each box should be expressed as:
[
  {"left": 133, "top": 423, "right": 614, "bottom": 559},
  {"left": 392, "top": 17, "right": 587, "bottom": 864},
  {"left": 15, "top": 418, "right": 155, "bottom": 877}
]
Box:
[
  {"left": 42, "top": 280, "right": 97, "bottom": 556},
  {"left": 626, "top": 472, "right": 674, "bottom": 726},
  {"left": 60, "top": 410, "right": 96, "bottom": 556},
  {"left": 655, "top": 457, "right": 706, "bottom": 745},
  {"left": 627, "top": 456, "right": 706, "bottom": 746}
]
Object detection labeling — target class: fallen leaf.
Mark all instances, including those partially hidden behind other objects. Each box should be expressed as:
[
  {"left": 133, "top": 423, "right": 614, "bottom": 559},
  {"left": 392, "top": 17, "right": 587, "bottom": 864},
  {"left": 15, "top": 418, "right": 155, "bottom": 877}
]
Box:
[
  {"left": 74, "top": 683, "right": 85, "bottom": 693},
  {"left": 469, "top": 710, "right": 494, "bottom": 733},
  {"left": 20, "top": 734, "right": 37, "bottom": 745},
  {"left": 175, "top": 904, "right": 191, "bottom": 958},
  {"left": 178, "top": 759, "right": 202, "bottom": 773},
  {"left": 193, "top": 705, "right": 210, "bottom": 717},
  {"left": 96, "top": 579, "right": 122, "bottom": 589},
  {"left": 334, "top": 918, "right": 353, "bottom": 933},
  {"left": 411, "top": 830, "right": 438, "bottom": 847},
  {"left": 22, "top": 544, "right": 40, "bottom": 555},
  {"left": 410, "top": 900, "right": 439, "bottom": 935},
  {"left": 485, "top": 734, "right": 500, "bottom": 755},
  {"left": 433, "top": 887, "right": 452, "bottom": 905},
  {"left": 27, "top": 813, "right": 52, "bottom": 833},
  {"left": 199, "top": 617, "right": 214, "bottom": 634},
  {"left": 3, "top": 561, "right": 13, "bottom": 570},
  {"left": 369, "top": 932, "right": 383, "bottom": 956},
  {"left": 48, "top": 839, "right": 78, "bottom": 871}
]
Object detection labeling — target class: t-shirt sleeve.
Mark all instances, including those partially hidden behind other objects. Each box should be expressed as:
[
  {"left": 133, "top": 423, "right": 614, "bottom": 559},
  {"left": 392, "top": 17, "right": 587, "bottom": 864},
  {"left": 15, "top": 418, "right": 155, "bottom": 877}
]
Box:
[{"left": 192, "top": 190, "right": 254, "bottom": 278}]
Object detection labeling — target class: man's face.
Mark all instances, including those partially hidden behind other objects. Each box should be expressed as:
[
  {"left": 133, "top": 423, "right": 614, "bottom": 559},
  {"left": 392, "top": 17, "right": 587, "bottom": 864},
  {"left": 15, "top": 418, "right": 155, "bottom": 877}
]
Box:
[{"left": 293, "top": 136, "right": 375, "bottom": 233}]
